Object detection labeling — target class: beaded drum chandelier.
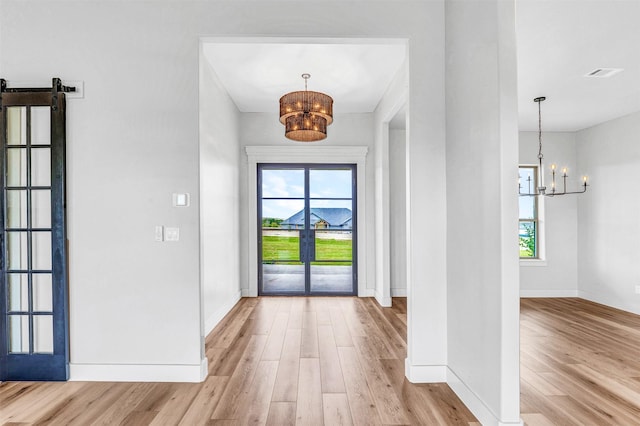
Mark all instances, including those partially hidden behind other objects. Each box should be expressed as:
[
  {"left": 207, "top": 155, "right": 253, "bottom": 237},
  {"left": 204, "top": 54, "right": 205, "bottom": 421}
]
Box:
[{"left": 279, "top": 73, "right": 333, "bottom": 142}]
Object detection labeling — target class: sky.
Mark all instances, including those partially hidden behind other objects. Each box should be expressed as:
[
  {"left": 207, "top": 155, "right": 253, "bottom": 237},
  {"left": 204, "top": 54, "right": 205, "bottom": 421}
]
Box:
[{"left": 261, "top": 168, "right": 353, "bottom": 219}]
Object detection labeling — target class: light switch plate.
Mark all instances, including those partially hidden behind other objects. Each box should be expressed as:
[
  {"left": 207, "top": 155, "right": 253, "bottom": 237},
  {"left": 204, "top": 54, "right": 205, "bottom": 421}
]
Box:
[
  {"left": 165, "top": 227, "right": 180, "bottom": 242},
  {"left": 173, "top": 193, "right": 190, "bottom": 207},
  {"left": 155, "top": 225, "right": 164, "bottom": 242}
]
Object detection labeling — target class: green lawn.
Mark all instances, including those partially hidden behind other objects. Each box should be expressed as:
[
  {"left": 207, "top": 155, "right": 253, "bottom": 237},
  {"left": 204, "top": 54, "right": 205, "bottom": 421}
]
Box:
[{"left": 262, "top": 235, "right": 352, "bottom": 265}]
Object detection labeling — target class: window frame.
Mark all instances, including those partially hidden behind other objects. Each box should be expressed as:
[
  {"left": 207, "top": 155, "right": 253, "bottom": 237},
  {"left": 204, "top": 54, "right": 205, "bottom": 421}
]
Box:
[{"left": 519, "top": 165, "right": 544, "bottom": 261}]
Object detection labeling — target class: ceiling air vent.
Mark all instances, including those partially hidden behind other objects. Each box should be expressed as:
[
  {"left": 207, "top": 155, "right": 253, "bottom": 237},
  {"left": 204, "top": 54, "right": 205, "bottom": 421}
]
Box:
[{"left": 584, "top": 68, "right": 623, "bottom": 78}]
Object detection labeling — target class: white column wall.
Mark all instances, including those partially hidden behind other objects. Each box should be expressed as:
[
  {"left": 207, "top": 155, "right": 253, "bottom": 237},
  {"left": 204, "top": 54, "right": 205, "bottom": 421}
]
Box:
[
  {"left": 199, "top": 49, "right": 242, "bottom": 335},
  {"left": 403, "top": 3, "right": 449, "bottom": 383},
  {"left": 444, "top": 0, "right": 521, "bottom": 424},
  {"left": 390, "top": 129, "right": 407, "bottom": 296},
  {"left": 519, "top": 131, "right": 578, "bottom": 297},
  {"left": 373, "top": 57, "right": 408, "bottom": 306},
  {"left": 577, "top": 111, "right": 640, "bottom": 315}
]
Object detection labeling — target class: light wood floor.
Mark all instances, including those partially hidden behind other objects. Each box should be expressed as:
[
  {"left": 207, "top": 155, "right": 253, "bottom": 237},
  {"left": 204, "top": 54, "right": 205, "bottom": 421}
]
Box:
[
  {"left": 2, "top": 297, "right": 640, "bottom": 425},
  {"left": 0, "top": 297, "right": 477, "bottom": 425},
  {"left": 520, "top": 298, "right": 640, "bottom": 425}
]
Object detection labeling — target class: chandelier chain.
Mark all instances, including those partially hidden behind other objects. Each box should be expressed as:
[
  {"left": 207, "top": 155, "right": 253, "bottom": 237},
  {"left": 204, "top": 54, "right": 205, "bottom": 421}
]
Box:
[{"left": 538, "top": 99, "right": 543, "bottom": 161}]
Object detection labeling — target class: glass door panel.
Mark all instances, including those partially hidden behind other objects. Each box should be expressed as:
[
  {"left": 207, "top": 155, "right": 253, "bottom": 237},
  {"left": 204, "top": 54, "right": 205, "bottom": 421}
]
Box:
[
  {"left": 260, "top": 169, "right": 306, "bottom": 293},
  {"left": 309, "top": 172, "right": 354, "bottom": 294}
]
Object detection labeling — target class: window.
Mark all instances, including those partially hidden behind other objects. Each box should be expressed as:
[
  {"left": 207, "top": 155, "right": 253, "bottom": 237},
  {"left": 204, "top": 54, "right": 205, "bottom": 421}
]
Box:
[{"left": 519, "top": 166, "right": 538, "bottom": 258}]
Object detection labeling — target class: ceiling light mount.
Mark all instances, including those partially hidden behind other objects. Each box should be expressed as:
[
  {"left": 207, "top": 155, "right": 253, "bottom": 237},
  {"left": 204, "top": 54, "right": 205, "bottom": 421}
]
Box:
[
  {"left": 279, "top": 73, "right": 333, "bottom": 142},
  {"left": 519, "top": 96, "right": 588, "bottom": 197}
]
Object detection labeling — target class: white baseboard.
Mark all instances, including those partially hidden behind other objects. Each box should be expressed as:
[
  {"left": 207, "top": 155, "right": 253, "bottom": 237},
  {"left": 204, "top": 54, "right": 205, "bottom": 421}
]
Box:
[
  {"left": 205, "top": 290, "right": 242, "bottom": 335},
  {"left": 520, "top": 289, "right": 579, "bottom": 298},
  {"left": 578, "top": 290, "right": 640, "bottom": 315},
  {"left": 375, "top": 290, "right": 392, "bottom": 307},
  {"left": 447, "top": 367, "right": 523, "bottom": 426},
  {"left": 404, "top": 358, "right": 447, "bottom": 382},
  {"left": 391, "top": 288, "right": 407, "bottom": 297},
  {"left": 360, "top": 288, "right": 375, "bottom": 297},
  {"left": 70, "top": 357, "right": 208, "bottom": 383}
]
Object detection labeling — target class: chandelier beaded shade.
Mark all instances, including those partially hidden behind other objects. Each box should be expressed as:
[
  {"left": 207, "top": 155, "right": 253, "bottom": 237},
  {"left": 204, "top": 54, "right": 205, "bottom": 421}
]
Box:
[{"left": 279, "top": 73, "right": 333, "bottom": 142}]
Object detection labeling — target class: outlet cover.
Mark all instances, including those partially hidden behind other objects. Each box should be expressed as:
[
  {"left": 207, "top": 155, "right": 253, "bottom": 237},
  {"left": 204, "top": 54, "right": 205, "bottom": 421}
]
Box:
[
  {"left": 636, "top": 285, "right": 640, "bottom": 294},
  {"left": 165, "top": 227, "right": 180, "bottom": 242}
]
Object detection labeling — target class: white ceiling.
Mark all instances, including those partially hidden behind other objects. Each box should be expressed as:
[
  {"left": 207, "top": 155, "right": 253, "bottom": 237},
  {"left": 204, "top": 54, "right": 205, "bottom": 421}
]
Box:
[
  {"left": 203, "top": 1, "right": 640, "bottom": 132},
  {"left": 202, "top": 40, "right": 407, "bottom": 114},
  {"left": 516, "top": 0, "right": 640, "bottom": 131}
]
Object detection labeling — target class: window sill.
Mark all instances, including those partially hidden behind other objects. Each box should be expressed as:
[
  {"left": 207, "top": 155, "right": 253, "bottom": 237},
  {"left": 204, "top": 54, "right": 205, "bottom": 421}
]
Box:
[{"left": 520, "top": 259, "right": 547, "bottom": 267}]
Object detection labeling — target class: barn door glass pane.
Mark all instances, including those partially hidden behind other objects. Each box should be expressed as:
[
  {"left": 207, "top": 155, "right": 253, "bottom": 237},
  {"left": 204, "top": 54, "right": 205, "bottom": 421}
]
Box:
[{"left": 3, "top": 103, "right": 54, "bottom": 359}]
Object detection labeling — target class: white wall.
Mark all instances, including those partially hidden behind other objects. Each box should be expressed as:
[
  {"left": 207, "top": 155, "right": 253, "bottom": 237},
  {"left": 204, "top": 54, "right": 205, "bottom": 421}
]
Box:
[
  {"left": 519, "top": 131, "right": 579, "bottom": 297},
  {"left": 199, "top": 49, "right": 241, "bottom": 335},
  {"left": 444, "top": 0, "right": 521, "bottom": 424},
  {"left": 390, "top": 129, "right": 407, "bottom": 296},
  {"left": 577, "top": 111, "right": 640, "bottom": 314},
  {"left": 2, "top": 1, "right": 206, "bottom": 381}
]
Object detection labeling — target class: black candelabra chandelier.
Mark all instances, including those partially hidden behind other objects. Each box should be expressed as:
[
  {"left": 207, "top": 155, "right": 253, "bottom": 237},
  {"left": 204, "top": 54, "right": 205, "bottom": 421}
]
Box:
[{"left": 519, "top": 97, "right": 589, "bottom": 197}]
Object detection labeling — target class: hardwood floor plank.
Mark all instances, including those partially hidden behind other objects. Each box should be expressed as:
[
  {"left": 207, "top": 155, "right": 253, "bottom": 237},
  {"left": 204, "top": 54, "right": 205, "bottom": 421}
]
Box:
[
  {"left": 521, "top": 412, "right": 556, "bottom": 426},
  {"left": 178, "top": 376, "right": 229, "bottom": 425},
  {"left": 356, "top": 356, "right": 410, "bottom": 425},
  {"left": 1, "top": 382, "right": 87, "bottom": 424},
  {"left": 272, "top": 328, "right": 302, "bottom": 402},
  {"left": 318, "top": 325, "right": 346, "bottom": 393},
  {"left": 208, "top": 305, "right": 255, "bottom": 349},
  {"left": 90, "top": 382, "right": 156, "bottom": 425},
  {"left": 287, "top": 298, "right": 304, "bottom": 330},
  {"left": 329, "top": 305, "right": 354, "bottom": 347},
  {"left": 301, "top": 310, "right": 319, "bottom": 358},
  {"left": 266, "top": 401, "right": 297, "bottom": 426},
  {"left": 295, "top": 357, "right": 323, "bottom": 425},
  {"left": 322, "top": 393, "right": 354, "bottom": 426},
  {"left": 236, "top": 360, "right": 279, "bottom": 425},
  {"left": 211, "top": 334, "right": 268, "bottom": 420},
  {"left": 262, "top": 311, "right": 290, "bottom": 361},
  {"left": 337, "top": 346, "right": 383, "bottom": 426},
  {"left": 209, "top": 318, "right": 256, "bottom": 376},
  {"left": 120, "top": 410, "right": 161, "bottom": 426},
  {"left": 34, "top": 382, "right": 130, "bottom": 425},
  {"left": 148, "top": 383, "right": 202, "bottom": 426}
]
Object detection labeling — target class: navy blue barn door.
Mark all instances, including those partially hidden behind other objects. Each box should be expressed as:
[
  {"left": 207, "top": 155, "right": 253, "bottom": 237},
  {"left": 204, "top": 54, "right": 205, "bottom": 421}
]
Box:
[{"left": 0, "top": 78, "right": 72, "bottom": 381}]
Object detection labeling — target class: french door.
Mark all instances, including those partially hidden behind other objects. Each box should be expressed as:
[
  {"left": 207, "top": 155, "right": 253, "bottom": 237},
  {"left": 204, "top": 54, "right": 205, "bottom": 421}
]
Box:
[
  {"left": 0, "top": 79, "right": 70, "bottom": 381},
  {"left": 258, "top": 164, "right": 357, "bottom": 295}
]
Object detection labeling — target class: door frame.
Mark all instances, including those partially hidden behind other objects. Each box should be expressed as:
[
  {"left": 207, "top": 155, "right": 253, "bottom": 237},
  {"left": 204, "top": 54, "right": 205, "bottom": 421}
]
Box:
[
  {"left": 246, "top": 146, "right": 368, "bottom": 298},
  {"left": 257, "top": 163, "right": 357, "bottom": 296}
]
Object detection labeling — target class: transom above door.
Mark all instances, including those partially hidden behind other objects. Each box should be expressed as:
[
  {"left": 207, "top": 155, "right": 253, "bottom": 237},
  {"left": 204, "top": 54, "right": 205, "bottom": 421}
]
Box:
[{"left": 258, "top": 164, "right": 357, "bottom": 296}]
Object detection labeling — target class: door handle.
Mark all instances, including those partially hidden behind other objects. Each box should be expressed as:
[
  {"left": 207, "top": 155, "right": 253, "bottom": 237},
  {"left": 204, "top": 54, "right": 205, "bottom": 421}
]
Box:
[{"left": 308, "top": 230, "right": 315, "bottom": 262}]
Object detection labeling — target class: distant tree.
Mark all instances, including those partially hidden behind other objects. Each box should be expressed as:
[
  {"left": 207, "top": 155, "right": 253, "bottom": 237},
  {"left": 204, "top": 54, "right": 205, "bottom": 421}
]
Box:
[
  {"left": 519, "top": 224, "right": 536, "bottom": 257},
  {"left": 262, "top": 218, "right": 283, "bottom": 228}
]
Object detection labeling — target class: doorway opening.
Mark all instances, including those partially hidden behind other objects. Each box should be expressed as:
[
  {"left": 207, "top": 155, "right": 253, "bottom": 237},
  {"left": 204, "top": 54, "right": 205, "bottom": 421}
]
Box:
[{"left": 258, "top": 164, "right": 357, "bottom": 295}]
